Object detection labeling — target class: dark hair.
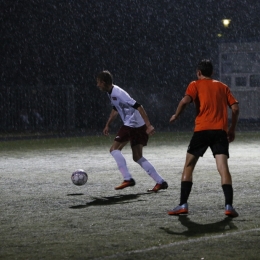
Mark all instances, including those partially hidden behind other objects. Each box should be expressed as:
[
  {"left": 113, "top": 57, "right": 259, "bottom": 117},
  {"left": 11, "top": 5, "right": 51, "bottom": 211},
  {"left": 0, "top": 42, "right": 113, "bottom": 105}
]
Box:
[
  {"left": 197, "top": 59, "right": 213, "bottom": 77},
  {"left": 96, "top": 70, "right": 113, "bottom": 85}
]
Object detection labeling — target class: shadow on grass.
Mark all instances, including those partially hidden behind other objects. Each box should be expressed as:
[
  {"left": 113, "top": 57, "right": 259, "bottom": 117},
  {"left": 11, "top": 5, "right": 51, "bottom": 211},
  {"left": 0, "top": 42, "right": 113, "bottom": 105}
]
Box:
[
  {"left": 160, "top": 215, "right": 238, "bottom": 237},
  {"left": 67, "top": 193, "right": 85, "bottom": 196},
  {"left": 69, "top": 192, "right": 151, "bottom": 209}
]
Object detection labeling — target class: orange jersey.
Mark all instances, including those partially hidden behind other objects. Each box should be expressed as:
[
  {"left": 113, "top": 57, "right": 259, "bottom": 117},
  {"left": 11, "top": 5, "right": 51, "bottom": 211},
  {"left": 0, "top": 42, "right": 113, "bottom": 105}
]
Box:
[{"left": 185, "top": 79, "right": 238, "bottom": 132}]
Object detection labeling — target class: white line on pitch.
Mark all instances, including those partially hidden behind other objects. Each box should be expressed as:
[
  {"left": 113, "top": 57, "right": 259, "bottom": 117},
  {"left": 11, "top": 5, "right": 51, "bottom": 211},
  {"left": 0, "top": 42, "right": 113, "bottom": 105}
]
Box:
[{"left": 94, "top": 228, "right": 260, "bottom": 260}]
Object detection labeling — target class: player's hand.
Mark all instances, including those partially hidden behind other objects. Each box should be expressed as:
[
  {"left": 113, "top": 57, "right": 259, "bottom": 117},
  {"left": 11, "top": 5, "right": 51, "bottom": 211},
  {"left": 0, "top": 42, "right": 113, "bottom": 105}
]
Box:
[
  {"left": 169, "top": 114, "right": 177, "bottom": 124},
  {"left": 227, "top": 129, "right": 235, "bottom": 143},
  {"left": 146, "top": 125, "right": 155, "bottom": 136},
  {"left": 103, "top": 126, "right": 110, "bottom": 136}
]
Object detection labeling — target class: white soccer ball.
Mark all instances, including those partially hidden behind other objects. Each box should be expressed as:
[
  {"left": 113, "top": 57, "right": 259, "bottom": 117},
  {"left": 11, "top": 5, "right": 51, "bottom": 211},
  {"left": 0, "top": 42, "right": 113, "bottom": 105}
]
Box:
[{"left": 71, "top": 169, "right": 88, "bottom": 186}]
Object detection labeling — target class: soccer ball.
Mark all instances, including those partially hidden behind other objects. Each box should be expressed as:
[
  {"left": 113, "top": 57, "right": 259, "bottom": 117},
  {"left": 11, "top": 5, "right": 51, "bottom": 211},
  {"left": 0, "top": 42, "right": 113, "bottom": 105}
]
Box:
[{"left": 71, "top": 169, "right": 88, "bottom": 186}]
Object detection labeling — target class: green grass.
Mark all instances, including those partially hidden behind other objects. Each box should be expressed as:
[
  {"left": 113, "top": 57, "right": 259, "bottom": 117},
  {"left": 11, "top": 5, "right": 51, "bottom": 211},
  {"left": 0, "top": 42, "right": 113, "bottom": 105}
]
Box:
[
  {"left": 0, "top": 132, "right": 260, "bottom": 259},
  {"left": 2, "top": 130, "right": 258, "bottom": 151}
]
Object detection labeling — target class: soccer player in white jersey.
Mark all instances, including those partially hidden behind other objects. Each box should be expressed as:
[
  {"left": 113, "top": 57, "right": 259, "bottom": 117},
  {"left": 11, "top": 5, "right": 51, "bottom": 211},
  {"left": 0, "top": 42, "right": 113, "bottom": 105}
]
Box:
[{"left": 96, "top": 70, "right": 168, "bottom": 192}]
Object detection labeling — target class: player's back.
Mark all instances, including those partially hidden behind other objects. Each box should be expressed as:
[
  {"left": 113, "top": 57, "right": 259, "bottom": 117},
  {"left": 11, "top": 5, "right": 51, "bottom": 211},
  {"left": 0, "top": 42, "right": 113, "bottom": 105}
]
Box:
[{"left": 193, "top": 79, "right": 232, "bottom": 132}]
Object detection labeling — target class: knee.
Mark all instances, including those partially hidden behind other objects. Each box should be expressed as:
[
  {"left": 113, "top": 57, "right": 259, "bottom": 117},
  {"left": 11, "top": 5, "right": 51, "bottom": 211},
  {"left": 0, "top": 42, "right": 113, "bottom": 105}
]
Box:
[
  {"left": 181, "top": 172, "right": 193, "bottom": 182},
  {"left": 110, "top": 147, "right": 118, "bottom": 153},
  {"left": 217, "top": 164, "right": 230, "bottom": 175},
  {"left": 133, "top": 155, "right": 141, "bottom": 162}
]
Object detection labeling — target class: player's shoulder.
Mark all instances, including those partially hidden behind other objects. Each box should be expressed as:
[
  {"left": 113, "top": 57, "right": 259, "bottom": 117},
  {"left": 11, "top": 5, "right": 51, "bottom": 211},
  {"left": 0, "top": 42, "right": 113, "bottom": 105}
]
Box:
[
  {"left": 209, "top": 79, "right": 219, "bottom": 83},
  {"left": 212, "top": 80, "right": 229, "bottom": 89},
  {"left": 112, "top": 85, "right": 124, "bottom": 92},
  {"left": 111, "top": 85, "right": 121, "bottom": 95},
  {"left": 113, "top": 85, "right": 130, "bottom": 96},
  {"left": 187, "top": 80, "right": 197, "bottom": 88},
  {"left": 112, "top": 84, "right": 120, "bottom": 91},
  {"left": 210, "top": 79, "right": 226, "bottom": 85}
]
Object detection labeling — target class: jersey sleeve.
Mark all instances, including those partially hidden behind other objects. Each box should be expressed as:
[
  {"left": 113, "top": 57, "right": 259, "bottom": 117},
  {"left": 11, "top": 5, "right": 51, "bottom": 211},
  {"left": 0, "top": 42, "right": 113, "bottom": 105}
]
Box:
[
  {"left": 226, "top": 87, "right": 239, "bottom": 107},
  {"left": 132, "top": 102, "right": 141, "bottom": 109},
  {"left": 118, "top": 90, "right": 137, "bottom": 106},
  {"left": 185, "top": 81, "right": 197, "bottom": 101}
]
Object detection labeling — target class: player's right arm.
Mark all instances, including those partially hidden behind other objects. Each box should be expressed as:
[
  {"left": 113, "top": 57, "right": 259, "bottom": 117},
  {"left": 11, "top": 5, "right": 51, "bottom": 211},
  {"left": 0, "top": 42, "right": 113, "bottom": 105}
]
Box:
[
  {"left": 103, "top": 108, "right": 118, "bottom": 136},
  {"left": 228, "top": 103, "right": 239, "bottom": 142},
  {"left": 169, "top": 95, "right": 192, "bottom": 123}
]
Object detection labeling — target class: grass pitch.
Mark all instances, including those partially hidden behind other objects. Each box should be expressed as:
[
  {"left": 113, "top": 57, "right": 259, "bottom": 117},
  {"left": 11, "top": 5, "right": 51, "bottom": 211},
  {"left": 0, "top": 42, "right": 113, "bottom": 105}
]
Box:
[{"left": 0, "top": 132, "right": 260, "bottom": 259}]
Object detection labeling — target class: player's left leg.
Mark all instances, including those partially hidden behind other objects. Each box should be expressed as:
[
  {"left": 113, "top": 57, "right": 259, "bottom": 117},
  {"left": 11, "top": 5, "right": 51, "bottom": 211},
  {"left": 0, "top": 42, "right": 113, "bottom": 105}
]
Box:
[
  {"left": 110, "top": 126, "right": 136, "bottom": 190},
  {"left": 111, "top": 141, "right": 136, "bottom": 190},
  {"left": 132, "top": 144, "right": 168, "bottom": 192}
]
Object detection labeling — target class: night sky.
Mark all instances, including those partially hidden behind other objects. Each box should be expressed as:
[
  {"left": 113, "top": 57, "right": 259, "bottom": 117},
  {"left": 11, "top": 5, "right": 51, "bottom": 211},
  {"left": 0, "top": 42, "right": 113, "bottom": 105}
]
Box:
[{"left": 1, "top": 0, "right": 260, "bottom": 131}]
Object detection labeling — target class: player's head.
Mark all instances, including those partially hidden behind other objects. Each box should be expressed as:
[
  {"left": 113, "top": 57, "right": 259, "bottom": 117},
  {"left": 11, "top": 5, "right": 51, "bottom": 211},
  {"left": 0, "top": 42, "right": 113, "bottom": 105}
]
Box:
[
  {"left": 196, "top": 59, "right": 213, "bottom": 77},
  {"left": 97, "top": 70, "right": 113, "bottom": 85},
  {"left": 96, "top": 70, "right": 113, "bottom": 92}
]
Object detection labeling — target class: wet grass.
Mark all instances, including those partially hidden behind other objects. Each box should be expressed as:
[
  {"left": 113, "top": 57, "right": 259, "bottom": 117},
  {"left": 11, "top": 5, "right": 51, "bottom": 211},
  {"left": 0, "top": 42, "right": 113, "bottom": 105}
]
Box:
[
  {"left": 0, "top": 131, "right": 259, "bottom": 259},
  {"left": 1, "top": 130, "right": 258, "bottom": 151}
]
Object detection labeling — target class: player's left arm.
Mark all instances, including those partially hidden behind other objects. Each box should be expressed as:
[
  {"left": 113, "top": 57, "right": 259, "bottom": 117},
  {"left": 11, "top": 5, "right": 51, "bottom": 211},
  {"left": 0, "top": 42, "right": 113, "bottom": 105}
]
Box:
[{"left": 135, "top": 104, "right": 155, "bottom": 135}]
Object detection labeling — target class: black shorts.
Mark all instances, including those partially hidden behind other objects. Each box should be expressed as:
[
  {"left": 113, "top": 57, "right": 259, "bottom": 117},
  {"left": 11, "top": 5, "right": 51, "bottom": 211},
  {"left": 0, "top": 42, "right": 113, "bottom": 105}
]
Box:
[
  {"left": 187, "top": 130, "right": 229, "bottom": 158},
  {"left": 114, "top": 125, "right": 149, "bottom": 147}
]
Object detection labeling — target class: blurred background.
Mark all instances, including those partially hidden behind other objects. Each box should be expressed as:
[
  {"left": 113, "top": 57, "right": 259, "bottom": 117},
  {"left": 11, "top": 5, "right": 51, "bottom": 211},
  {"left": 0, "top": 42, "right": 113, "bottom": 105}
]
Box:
[{"left": 1, "top": 0, "right": 260, "bottom": 135}]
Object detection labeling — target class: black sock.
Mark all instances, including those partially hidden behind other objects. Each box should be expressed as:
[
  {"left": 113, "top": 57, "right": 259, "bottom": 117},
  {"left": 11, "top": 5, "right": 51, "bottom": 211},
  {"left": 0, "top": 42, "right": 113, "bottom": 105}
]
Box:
[
  {"left": 180, "top": 181, "right": 193, "bottom": 205},
  {"left": 222, "top": 184, "right": 233, "bottom": 206}
]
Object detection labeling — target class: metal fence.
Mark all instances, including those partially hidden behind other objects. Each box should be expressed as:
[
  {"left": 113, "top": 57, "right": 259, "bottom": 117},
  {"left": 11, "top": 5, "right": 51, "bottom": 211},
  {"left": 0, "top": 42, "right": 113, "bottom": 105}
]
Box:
[{"left": 0, "top": 85, "right": 75, "bottom": 132}]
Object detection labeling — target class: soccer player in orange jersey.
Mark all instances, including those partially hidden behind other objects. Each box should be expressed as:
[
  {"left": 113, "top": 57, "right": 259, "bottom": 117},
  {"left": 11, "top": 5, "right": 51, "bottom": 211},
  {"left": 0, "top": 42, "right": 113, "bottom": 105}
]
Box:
[{"left": 168, "top": 59, "right": 240, "bottom": 217}]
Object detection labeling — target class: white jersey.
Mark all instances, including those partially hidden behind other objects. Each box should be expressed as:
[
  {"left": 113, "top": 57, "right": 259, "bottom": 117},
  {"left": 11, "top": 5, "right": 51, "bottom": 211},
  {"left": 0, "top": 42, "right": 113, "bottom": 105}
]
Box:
[{"left": 107, "top": 85, "right": 145, "bottom": 127}]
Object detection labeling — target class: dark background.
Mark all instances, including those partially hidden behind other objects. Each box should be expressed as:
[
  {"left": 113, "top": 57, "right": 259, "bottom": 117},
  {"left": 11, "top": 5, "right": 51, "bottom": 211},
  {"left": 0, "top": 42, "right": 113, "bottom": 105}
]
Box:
[{"left": 1, "top": 0, "right": 260, "bottom": 133}]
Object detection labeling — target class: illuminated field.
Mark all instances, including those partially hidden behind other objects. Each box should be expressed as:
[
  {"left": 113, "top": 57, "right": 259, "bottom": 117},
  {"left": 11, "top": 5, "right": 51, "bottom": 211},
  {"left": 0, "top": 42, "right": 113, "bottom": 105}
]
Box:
[{"left": 0, "top": 132, "right": 259, "bottom": 259}]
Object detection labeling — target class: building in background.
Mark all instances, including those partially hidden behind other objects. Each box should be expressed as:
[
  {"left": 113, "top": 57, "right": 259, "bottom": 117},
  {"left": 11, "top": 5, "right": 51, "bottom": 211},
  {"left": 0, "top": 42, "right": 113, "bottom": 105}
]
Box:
[{"left": 219, "top": 42, "right": 260, "bottom": 120}]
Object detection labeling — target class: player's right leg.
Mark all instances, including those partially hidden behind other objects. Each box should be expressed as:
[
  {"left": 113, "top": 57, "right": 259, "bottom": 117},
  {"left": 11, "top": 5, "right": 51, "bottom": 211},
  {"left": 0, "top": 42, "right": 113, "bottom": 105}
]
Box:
[
  {"left": 132, "top": 145, "right": 168, "bottom": 192},
  {"left": 215, "top": 154, "right": 238, "bottom": 217},
  {"left": 212, "top": 130, "right": 238, "bottom": 217},
  {"left": 215, "top": 154, "right": 232, "bottom": 185},
  {"left": 130, "top": 125, "right": 168, "bottom": 192}
]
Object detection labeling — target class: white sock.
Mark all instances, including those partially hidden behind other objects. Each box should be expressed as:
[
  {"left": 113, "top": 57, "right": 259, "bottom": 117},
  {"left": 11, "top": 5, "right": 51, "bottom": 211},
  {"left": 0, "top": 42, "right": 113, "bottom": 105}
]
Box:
[
  {"left": 136, "top": 157, "right": 164, "bottom": 184},
  {"left": 110, "top": 150, "right": 132, "bottom": 180}
]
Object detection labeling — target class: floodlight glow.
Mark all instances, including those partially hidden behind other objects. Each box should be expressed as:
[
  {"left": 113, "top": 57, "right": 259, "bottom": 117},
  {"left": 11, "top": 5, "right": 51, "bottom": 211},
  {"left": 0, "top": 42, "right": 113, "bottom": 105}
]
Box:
[{"left": 222, "top": 19, "right": 231, "bottom": 27}]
